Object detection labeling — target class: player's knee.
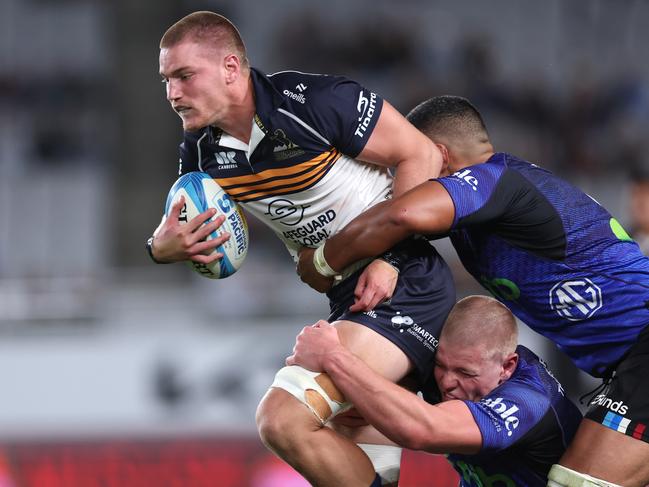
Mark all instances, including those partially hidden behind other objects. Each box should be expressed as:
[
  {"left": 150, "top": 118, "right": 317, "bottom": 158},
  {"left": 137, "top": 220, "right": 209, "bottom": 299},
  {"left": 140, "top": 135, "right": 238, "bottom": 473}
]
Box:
[
  {"left": 547, "top": 464, "right": 622, "bottom": 487},
  {"left": 267, "top": 365, "right": 351, "bottom": 425},
  {"left": 256, "top": 388, "right": 299, "bottom": 451}
]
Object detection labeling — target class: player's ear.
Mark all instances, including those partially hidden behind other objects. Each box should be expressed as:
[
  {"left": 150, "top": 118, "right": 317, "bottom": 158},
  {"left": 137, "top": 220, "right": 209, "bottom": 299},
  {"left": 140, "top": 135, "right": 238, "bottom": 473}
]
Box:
[
  {"left": 435, "top": 143, "right": 451, "bottom": 175},
  {"left": 499, "top": 352, "right": 518, "bottom": 383},
  {"left": 223, "top": 54, "right": 241, "bottom": 84}
]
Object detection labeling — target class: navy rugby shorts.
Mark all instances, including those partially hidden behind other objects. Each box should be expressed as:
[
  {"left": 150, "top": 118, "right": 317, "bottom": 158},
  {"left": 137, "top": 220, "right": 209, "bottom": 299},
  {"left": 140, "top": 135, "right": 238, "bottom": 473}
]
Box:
[
  {"left": 326, "top": 238, "right": 456, "bottom": 383},
  {"left": 585, "top": 323, "right": 649, "bottom": 444}
]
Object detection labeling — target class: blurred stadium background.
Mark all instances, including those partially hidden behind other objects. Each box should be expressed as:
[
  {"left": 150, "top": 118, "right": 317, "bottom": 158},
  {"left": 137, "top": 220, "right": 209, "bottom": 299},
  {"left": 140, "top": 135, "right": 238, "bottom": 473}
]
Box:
[{"left": 1, "top": 0, "right": 649, "bottom": 485}]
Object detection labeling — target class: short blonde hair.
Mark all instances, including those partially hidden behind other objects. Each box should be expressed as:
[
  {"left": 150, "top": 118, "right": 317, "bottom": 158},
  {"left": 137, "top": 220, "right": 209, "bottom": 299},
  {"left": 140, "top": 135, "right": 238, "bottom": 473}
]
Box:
[
  {"left": 441, "top": 295, "right": 518, "bottom": 361},
  {"left": 160, "top": 11, "right": 249, "bottom": 68}
]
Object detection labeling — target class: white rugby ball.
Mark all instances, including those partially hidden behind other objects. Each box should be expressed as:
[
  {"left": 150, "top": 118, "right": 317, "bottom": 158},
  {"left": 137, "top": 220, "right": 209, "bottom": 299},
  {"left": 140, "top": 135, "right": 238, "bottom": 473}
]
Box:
[{"left": 165, "top": 172, "right": 249, "bottom": 279}]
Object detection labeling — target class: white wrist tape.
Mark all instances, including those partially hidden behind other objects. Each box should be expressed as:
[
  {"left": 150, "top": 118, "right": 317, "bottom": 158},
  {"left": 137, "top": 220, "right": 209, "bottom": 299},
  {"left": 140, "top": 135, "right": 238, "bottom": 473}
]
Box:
[{"left": 313, "top": 244, "right": 341, "bottom": 280}]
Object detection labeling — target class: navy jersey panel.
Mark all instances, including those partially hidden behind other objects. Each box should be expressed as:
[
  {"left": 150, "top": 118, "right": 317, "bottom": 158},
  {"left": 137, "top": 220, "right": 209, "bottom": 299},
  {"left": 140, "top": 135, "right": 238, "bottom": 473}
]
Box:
[
  {"left": 327, "top": 239, "right": 456, "bottom": 382},
  {"left": 267, "top": 71, "right": 384, "bottom": 158},
  {"left": 436, "top": 153, "right": 649, "bottom": 376},
  {"left": 177, "top": 68, "right": 383, "bottom": 182},
  {"left": 447, "top": 346, "right": 582, "bottom": 487}
]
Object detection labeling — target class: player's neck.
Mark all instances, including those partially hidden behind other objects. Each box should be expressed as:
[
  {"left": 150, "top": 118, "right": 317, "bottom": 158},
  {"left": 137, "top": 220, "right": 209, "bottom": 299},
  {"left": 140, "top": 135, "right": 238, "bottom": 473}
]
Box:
[
  {"left": 217, "top": 77, "right": 256, "bottom": 143},
  {"left": 449, "top": 147, "right": 494, "bottom": 173}
]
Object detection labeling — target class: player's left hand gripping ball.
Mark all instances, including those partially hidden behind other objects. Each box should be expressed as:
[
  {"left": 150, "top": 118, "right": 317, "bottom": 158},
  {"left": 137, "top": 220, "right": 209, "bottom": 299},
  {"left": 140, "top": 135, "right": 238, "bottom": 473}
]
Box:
[{"left": 165, "top": 172, "right": 249, "bottom": 278}]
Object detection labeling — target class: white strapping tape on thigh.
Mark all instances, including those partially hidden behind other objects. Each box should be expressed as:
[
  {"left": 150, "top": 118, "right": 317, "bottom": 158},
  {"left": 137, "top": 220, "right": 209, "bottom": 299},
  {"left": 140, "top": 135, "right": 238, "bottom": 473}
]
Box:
[
  {"left": 271, "top": 365, "right": 352, "bottom": 425},
  {"left": 358, "top": 444, "right": 402, "bottom": 485},
  {"left": 547, "top": 464, "right": 622, "bottom": 487}
]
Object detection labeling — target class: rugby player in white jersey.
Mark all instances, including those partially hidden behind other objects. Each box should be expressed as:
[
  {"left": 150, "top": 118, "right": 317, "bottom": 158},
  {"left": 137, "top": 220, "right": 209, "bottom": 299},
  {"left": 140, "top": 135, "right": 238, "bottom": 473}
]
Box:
[{"left": 148, "top": 11, "right": 455, "bottom": 486}]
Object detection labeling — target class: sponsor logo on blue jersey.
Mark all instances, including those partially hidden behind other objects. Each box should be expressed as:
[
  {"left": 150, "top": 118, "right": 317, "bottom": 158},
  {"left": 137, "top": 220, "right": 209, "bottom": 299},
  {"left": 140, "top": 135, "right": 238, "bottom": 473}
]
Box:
[
  {"left": 451, "top": 460, "right": 516, "bottom": 487},
  {"left": 538, "top": 357, "right": 565, "bottom": 396},
  {"left": 591, "top": 394, "right": 628, "bottom": 415},
  {"left": 482, "top": 397, "right": 520, "bottom": 437},
  {"left": 480, "top": 276, "right": 521, "bottom": 302},
  {"left": 549, "top": 278, "right": 603, "bottom": 321},
  {"left": 451, "top": 168, "right": 479, "bottom": 191}
]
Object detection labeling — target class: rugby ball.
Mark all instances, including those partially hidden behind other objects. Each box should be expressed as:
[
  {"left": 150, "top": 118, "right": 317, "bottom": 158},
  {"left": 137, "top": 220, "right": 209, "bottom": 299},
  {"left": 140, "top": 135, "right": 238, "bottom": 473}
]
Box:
[{"left": 165, "top": 172, "right": 248, "bottom": 279}]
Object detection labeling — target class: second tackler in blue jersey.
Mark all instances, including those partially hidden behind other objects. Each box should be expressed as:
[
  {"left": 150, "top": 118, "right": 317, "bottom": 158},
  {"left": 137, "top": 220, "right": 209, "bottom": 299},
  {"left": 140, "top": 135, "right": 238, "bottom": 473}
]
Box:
[
  {"left": 447, "top": 346, "right": 582, "bottom": 487},
  {"left": 436, "top": 153, "right": 649, "bottom": 377}
]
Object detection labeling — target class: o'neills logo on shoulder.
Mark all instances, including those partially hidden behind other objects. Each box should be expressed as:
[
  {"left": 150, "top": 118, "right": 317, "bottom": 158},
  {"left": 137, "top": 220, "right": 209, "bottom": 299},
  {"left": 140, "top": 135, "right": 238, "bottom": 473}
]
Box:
[
  {"left": 591, "top": 394, "right": 628, "bottom": 415},
  {"left": 283, "top": 89, "right": 306, "bottom": 104}
]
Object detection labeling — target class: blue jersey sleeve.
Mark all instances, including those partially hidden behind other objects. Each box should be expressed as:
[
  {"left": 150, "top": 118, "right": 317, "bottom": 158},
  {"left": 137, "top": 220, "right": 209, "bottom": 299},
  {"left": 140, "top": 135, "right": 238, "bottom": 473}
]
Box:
[
  {"left": 297, "top": 75, "right": 384, "bottom": 158},
  {"left": 464, "top": 377, "right": 550, "bottom": 452},
  {"left": 436, "top": 163, "right": 507, "bottom": 228}
]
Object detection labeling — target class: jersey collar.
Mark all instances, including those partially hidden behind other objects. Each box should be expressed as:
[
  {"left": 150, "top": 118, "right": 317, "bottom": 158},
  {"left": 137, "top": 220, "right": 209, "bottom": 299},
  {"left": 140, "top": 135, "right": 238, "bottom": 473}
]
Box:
[
  {"left": 205, "top": 68, "right": 285, "bottom": 160},
  {"left": 250, "top": 67, "right": 285, "bottom": 112},
  {"left": 248, "top": 67, "right": 285, "bottom": 158}
]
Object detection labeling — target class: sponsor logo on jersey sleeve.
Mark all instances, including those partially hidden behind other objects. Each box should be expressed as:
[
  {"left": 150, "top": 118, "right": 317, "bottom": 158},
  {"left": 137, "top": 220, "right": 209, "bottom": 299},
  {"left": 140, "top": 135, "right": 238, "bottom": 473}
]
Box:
[
  {"left": 481, "top": 397, "right": 520, "bottom": 437},
  {"left": 538, "top": 357, "right": 565, "bottom": 395},
  {"left": 549, "top": 278, "right": 603, "bottom": 321},
  {"left": 354, "top": 91, "right": 378, "bottom": 138},
  {"left": 451, "top": 168, "right": 479, "bottom": 191}
]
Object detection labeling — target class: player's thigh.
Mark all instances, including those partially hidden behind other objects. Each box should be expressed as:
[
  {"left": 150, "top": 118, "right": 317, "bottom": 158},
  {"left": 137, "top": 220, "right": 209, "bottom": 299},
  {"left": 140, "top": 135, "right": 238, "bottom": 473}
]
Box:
[
  {"left": 328, "top": 239, "right": 455, "bottom": 383},
  {"left": 560, "top": 418, "right": 649, "bottom": 487},
  {"left": 333, "top": 319, "right": 413, "bottom": 382}
]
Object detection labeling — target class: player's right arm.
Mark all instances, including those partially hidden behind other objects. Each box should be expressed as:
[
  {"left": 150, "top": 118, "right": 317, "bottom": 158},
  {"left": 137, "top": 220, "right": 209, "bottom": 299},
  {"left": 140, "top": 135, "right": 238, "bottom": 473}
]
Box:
[{"left": 297, "top": 180, "right": 455, "bottom": 290}]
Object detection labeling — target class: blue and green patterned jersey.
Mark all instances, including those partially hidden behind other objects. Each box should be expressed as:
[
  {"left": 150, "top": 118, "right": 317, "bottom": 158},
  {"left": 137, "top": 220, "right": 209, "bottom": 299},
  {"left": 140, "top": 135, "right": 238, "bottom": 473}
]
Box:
[
  {"left": 447, "top": 346, "right": 582, "bottom": 487},
  {"left": 436, "top": 153, "right": 649, "bottom": 377}
]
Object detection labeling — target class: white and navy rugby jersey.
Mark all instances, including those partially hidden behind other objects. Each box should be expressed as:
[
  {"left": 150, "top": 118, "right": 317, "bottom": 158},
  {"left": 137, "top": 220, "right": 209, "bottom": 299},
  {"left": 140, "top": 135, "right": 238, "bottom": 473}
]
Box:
[
  {"left": 178, "top": 68, "right": 391, "bottom": 261},
  {"left": 436, "top": 152, "right": 649, "bottom": 376},
  {"left": 447, "top": 346, "right": 582, "bottom": 487}
]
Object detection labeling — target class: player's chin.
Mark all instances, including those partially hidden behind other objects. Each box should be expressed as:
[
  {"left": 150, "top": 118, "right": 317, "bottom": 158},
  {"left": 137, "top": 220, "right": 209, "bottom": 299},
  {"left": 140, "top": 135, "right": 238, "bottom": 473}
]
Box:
[
  {"left": 180, "top": 116, "right": 206, "bottom": 132},
  {"left": 181, "top": 120, "right": 199, "bottom": 132}
]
